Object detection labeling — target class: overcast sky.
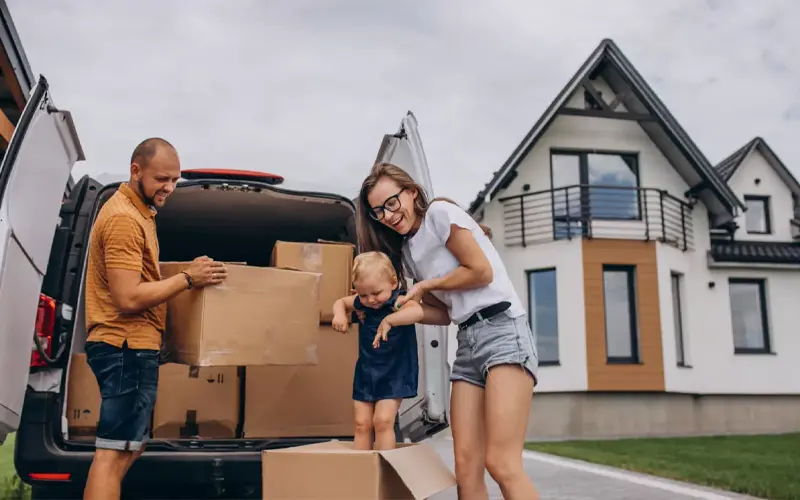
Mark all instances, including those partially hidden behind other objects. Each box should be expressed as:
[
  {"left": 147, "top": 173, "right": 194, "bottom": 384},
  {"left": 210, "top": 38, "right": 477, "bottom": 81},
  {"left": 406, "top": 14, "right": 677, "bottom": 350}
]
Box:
[{"left": 6, "top": 0, "right": 800, "bottom": 205}]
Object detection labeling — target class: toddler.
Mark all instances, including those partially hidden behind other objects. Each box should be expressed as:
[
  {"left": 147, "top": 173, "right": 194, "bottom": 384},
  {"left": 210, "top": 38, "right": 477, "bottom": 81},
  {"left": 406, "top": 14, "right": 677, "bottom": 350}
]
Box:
[{"left": 332, "top": 251, "right": 423, "bottom": 450}]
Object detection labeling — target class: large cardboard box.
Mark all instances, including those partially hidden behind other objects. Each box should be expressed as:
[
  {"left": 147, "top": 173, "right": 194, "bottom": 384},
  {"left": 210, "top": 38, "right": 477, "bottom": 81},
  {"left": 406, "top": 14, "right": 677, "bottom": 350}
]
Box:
[
  {"left": 153, "top": 363, "right": 240, "bottom": 439},
  {"left": 271, "top": 241, "right": 354, "bottom": 322},
  {"left": 65, "top": 353, "right": 101, "bottom": 439},
  {"left": 160, "top": 263, "right": 321, "bottom": 367},
  {"left": 261, "top": 440, "right": 456, "bottom": 499},
  {"left": 244, "top": 324, "right": 358, "bottom": 437}
]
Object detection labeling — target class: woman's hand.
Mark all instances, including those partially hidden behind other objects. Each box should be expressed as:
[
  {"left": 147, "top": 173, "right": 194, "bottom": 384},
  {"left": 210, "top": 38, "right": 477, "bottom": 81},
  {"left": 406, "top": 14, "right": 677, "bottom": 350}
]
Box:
[
  {"left": 395, "top": 281, "right": 428, "bottom": 308},
  {"left": 332, "top": 314, "right": 350, "bottom": 333}
]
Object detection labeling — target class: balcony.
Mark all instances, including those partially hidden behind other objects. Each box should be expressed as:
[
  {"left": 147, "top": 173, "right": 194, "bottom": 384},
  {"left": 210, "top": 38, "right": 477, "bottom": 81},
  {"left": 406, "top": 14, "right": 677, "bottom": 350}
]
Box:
[{"left": 500, "top": 185, "right": 694, "bottom": 250}]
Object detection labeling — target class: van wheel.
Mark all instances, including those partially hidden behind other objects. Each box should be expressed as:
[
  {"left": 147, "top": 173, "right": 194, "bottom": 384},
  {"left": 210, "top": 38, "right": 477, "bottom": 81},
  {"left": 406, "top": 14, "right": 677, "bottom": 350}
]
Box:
[{"left": 30, "top": 485, "right": 82, "bottom": 499}]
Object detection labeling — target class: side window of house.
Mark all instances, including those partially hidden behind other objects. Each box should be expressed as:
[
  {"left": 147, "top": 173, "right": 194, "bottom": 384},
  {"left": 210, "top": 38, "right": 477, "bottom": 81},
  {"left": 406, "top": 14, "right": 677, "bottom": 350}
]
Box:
[
  {"left": 527, "top": 268, "right": 559, "bottom": 365},
  {"left": 743, "top": 195, "right": 771, "bottom": 235},
  {"left": 728, "top": 278, "right": 771, "bottom": 354}
]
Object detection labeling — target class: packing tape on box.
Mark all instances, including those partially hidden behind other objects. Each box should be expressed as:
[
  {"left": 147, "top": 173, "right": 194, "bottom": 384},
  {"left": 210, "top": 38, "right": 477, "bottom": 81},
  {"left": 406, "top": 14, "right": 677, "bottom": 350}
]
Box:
[
  {"left": 301, "top": 243, "right": 324, "bottom": 272},
  {"left": 180, "top": 410, "right": 199, "bottom": 438}
]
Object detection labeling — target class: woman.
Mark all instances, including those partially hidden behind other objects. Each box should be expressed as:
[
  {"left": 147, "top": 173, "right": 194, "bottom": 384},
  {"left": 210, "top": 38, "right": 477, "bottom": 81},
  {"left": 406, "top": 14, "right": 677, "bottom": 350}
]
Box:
[{"left": 356, "top": 163, "right": 539, "bottom": 500}]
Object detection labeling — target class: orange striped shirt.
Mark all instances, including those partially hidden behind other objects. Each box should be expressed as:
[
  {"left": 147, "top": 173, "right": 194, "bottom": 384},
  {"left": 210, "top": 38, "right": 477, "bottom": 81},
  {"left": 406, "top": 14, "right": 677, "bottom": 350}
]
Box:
[{"left": 85, "top": 183, "right": 165, "bottom": 350}]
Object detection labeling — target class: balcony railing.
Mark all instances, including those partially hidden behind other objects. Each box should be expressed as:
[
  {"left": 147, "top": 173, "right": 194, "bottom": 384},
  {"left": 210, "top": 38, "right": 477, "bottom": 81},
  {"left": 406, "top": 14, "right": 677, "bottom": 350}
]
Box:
[{"left": 500, "top": 185, "right": 694, "bottom": 250}]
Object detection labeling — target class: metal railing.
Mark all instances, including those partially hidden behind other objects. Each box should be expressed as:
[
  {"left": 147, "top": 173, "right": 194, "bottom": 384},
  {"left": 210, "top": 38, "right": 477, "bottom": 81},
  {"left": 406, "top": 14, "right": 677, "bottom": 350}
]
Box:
[{"left": 500, "top": 185, "right": 694, "bottom": 250}]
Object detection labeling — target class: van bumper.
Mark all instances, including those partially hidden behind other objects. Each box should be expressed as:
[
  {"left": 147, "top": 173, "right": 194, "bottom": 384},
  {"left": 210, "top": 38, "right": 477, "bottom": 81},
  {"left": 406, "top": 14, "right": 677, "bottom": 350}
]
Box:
[{"left": 15, "top": 391, "right": 262, "bottom": 498}]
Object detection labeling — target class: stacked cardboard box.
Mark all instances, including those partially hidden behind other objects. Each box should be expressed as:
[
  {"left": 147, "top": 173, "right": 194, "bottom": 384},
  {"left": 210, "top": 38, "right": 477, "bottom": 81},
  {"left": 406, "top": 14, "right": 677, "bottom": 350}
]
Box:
[
  {"left": 65, "top": 353, "right": 101, "bottom": 440},
  {"left": 244, "top": 241, "right": 358, "bottom": 438},
  {"left": 152, "top": 364, "right": 239, "bottom": 439}
]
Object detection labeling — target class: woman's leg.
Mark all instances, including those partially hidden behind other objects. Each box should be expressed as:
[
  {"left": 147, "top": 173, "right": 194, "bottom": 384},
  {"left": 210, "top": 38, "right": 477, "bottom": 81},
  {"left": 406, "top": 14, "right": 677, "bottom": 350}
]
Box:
[
  {"left": 450, "top": 380, "right": 489, "bottom": 500},
  {"left": 484, "top": 365, "right": 538, "bottom": 500},
  {"left": 373, "top": 398, "right": 402, "bottom": 450},
  {"left": 353, "top": 401, "right": 375, "bottom": 450}
]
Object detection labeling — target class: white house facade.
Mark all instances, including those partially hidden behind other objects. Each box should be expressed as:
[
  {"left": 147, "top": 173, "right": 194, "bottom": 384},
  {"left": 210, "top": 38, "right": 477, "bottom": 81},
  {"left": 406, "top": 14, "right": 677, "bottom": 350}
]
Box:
[{"left": 460, "top": 39, "right": 800, "bottom": 439}]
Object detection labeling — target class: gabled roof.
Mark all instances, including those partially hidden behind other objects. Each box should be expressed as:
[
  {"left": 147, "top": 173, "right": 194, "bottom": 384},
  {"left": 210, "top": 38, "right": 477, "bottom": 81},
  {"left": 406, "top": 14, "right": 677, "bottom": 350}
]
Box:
[
  {"left": 467, "top": 38, "right": 744, "bottom": 226},
  {"left": 713, "top": 137, "right": 800, "bottom": 200}
]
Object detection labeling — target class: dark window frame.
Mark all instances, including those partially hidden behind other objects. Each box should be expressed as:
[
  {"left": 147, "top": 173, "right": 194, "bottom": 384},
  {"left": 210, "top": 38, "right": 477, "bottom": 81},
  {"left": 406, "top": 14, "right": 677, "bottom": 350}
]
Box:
[
  {"left": 670, "top": 272, "right": 689, "bottom": 368},
  {"left": 526, "top": 267, "right": 560, "bottom": 366},
  {"left": 743, "top": 195, "right": 772, "bottom": 235},
  {"left": 728, "top": 278, "right": 772, "bottom": 355},
  {"left": 601, "top": 264, "right": 640, "bottom": 364},
  {"left": 548, "top": 149, "right": 642, "bottom": 241}
]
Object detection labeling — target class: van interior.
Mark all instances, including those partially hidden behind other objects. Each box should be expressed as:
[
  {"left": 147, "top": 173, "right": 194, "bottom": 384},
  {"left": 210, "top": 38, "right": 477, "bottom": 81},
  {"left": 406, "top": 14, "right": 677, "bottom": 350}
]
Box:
[{"left": 61, "top": 179, "right": 359, "bottom": 449}]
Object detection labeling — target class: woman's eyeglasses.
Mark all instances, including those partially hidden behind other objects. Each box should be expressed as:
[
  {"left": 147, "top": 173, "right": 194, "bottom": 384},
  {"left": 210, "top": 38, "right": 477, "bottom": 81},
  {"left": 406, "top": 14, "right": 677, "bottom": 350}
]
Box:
[{"left": 369, "top": 188, "right": 405, "bottom": 221}]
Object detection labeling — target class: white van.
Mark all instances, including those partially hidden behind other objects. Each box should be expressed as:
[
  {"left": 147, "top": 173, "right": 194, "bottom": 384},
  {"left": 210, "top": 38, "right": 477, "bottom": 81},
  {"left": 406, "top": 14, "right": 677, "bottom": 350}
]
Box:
[{"left": 0, "top": 77, "right": 451, "bottom": 498}]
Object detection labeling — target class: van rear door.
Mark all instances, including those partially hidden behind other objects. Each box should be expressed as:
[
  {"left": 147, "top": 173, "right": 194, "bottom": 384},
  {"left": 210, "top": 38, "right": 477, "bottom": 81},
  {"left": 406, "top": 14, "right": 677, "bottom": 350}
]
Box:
[
  {"left": 0, "top": 76, "right": 85, "bottom": 443},
  {"left": 374, "top": 111, "right": 450, "bottom": 441}
]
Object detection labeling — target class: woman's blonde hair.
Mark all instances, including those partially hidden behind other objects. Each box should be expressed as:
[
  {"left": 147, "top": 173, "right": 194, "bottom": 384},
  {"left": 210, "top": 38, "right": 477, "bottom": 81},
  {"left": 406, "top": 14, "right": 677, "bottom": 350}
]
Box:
[
  {"left": 352, "top": 251, "right": 397, "bottom": 285},
  {"left": 356, "top": 162, "right": 491, "bottom": 285}
]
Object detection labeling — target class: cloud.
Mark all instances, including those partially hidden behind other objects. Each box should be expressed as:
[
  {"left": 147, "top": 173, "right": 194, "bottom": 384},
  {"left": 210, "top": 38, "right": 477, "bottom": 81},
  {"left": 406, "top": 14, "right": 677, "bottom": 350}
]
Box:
[{"left": 6, "top": 0, "right": 800, "bottom": 205}]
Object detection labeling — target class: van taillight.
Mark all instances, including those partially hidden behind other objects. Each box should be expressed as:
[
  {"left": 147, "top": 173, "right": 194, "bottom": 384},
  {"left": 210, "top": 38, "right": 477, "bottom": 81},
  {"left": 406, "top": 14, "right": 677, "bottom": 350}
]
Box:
[{"left": 30, "top": 294, "right": 57, "bottom": 368}]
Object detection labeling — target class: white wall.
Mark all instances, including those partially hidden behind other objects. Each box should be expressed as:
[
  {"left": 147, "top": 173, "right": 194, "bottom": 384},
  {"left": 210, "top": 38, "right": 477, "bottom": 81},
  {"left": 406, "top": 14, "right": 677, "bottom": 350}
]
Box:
[
  {"left": 727, "top": 150, "right": 796, "bottom": 242},
  {"left": 658, "top": 237, "right": 800, "bottom": 394}
]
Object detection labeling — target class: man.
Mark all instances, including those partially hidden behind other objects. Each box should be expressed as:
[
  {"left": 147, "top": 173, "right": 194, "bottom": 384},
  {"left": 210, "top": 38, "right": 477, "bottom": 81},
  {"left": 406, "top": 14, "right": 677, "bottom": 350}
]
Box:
[{"left": 82, "top": 138, "right": 227, "bottom": 500}]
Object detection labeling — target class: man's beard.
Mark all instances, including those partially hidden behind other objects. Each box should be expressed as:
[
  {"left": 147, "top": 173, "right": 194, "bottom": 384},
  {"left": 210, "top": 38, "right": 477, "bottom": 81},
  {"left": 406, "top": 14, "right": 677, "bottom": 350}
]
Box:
[{"left": 134, "top": 180, "right": 157, "bottom": 207}]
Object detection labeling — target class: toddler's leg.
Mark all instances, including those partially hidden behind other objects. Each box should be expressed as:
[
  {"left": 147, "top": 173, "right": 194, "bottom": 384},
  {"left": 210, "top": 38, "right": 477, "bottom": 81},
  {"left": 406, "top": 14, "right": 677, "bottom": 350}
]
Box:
[
  {"left": 373, "top": 398, "right": 402, "bottom": 450},
  {"left": 353, "top": 401, "right": 375, "bottom": 450}
]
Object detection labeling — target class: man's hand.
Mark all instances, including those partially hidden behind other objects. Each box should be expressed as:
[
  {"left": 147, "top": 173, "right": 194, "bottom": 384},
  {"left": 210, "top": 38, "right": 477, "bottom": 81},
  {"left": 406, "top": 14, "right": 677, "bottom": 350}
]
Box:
[
  {"left": 332, "top": 314, "right": 350, "bottom": 333},
  {"left": 184, "top": 256, "right": 228, "bottom": 288},
  {"left": 373, "top": 319, "right": 392, "bottom": 348}
]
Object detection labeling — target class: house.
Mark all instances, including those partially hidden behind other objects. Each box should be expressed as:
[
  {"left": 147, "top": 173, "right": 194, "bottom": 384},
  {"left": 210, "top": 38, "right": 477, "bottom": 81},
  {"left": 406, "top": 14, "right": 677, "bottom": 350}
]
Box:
[{"left": 464, "top": 38, "right": 800, "bottom": 439}]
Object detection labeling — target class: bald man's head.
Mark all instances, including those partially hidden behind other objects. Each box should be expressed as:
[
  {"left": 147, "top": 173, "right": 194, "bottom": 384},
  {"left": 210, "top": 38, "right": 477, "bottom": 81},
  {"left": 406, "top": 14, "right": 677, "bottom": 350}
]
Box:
[
  {"left": 129, "top": 137, "right": 180, "bottom": 209},
  {"left": 131, "top": 137, "right": 177, "bottom": 169}
]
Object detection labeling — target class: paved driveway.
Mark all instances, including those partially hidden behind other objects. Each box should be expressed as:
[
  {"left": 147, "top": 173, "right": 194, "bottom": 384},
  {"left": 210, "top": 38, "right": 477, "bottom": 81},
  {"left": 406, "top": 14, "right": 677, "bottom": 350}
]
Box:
[{"left": 426, "top": 437, "right": 760, "bottom": 500}]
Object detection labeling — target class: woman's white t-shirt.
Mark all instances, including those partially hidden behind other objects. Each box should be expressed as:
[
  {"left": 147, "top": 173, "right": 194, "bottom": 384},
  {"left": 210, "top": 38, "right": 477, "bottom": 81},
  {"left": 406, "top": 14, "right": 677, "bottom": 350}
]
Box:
[{"left": 402, "top": 200, "right": 525, "bottom": 325}]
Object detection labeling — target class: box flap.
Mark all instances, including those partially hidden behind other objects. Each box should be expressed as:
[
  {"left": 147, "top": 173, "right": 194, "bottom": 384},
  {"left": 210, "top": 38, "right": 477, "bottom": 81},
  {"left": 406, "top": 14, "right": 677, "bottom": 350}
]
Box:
[
  {"left": 378, "top": 443, "right": 457, "bottom": 499},
  {"left": 266, "top": 440, "right": 352, "bottom": 453}
]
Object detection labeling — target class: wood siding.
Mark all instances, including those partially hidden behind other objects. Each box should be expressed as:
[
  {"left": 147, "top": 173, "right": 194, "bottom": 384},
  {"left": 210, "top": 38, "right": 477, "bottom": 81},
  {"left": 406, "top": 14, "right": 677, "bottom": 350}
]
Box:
[{"left": 582, "top": 239, "right": 665, "bottom": 391}]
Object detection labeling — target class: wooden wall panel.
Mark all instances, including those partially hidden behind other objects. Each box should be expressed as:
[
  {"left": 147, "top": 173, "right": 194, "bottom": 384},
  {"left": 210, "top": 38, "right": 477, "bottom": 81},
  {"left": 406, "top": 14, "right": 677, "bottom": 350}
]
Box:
[{"left": 582, "top": 239, "right": 665, "bottom": 391}]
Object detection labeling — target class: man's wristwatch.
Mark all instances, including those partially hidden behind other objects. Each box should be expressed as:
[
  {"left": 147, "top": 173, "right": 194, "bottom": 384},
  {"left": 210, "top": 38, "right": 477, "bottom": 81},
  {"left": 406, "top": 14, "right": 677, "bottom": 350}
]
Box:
[{"left": 181, "top": 271, "right": 193, "bottom": 289}]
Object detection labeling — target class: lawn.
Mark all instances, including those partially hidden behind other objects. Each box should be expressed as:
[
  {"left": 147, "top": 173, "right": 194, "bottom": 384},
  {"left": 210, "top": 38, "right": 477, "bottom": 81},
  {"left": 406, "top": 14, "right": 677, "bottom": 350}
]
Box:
[
  {"left": 0, "top": 434, "right": 29, "bottom": 500},
  {"left": 526, "top": 433, "right": 800, "bottom": 500}
]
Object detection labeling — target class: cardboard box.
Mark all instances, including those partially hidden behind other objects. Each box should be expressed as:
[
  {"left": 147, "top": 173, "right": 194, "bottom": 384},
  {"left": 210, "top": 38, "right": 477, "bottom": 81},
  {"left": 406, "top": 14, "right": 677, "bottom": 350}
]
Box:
[
  {"left": 244, "top": 324, "right": 358, "bottom": 438},
  {"left": 160, "top": 263, "right": 321, "bottom": 366},
  {"left": 65, "top": 353, "right": 101, "bottom": 439},
  {"left": 152, "top": 363, "right": 239, "bottom": 439},
  {"left": 271, "top": 241, "right": 354, "bottom": 322},
  {"left": 261, "top": 440, "right": 456, "bottom": 499}
]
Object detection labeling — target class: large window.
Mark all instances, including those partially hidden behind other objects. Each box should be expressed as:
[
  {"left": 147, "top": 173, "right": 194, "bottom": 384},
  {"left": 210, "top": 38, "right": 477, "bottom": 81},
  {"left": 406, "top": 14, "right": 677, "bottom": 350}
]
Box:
[
  {"left": 602, "top": 265, "right": 639, "bottom": 363},
  {"left": 551, "top": 151, "right": 640, "bottom": 239},
  {"left": 728, "top": 279, "right": 771, "bottom": 354},
  {"left": 671, "top": 272, "right": 688, "bottom": 367},
  {"left": 527, "top": 268, "right": 559, "bottom": 365},
  {"left": 744, "top": 196, "right": 771, "bottom": 234}
]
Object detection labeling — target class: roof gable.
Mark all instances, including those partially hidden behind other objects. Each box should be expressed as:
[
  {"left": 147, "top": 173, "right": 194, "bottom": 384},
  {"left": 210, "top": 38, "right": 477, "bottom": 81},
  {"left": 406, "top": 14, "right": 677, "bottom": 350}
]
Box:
[
  {"left": 467, "top": 38, "right": 743, "bottom": 226},
  {"left": 714, "top": 137, "right": 800, "bottom": 200}
]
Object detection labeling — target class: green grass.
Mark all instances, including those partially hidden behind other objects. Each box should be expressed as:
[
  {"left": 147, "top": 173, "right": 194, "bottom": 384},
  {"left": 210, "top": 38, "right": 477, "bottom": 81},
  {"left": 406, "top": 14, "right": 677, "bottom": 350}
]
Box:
[
  {"left": 526, "top": 433, "right": 800, "bottom": 499},
  {"left": 0, "top": 434, "right": 29, "bottom": 500}
]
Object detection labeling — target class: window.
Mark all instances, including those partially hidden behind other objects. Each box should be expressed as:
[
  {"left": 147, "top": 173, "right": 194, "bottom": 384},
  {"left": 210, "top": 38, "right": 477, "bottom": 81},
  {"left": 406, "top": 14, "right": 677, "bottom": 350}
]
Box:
[
  {"left": 728, "top": 279, "right": 771, "bottom": 353},
  {"left": 602, "top": 265, "right": 639, "bottom": 363},
  {"left": 550, "top": 151, "right": 640, "bottom": 239},
  {"left": 744, "top": 196, "right": 771, "bottom": 234},
  {"left": 527, "top": 268, "right": 559, "bottom": 365},
  {"left": 671, "top": 272, "right": 688, "bottom": 367}
]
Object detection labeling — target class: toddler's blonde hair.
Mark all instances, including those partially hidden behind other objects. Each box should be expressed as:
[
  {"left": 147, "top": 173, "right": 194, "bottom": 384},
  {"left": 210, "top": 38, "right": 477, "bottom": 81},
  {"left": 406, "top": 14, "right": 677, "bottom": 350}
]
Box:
[{"left": 352, "top": 251, "right": 397, "bottom": 285}]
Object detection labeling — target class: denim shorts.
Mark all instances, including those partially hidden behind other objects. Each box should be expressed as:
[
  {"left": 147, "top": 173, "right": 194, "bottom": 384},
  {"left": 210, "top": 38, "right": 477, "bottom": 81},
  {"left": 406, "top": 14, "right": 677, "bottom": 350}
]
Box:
[
  {"left": 450, "top": 312, "right": 539, "bottom": 389},
  {"left": 84, "top": 340, "right": 159, "bottom": 451}
]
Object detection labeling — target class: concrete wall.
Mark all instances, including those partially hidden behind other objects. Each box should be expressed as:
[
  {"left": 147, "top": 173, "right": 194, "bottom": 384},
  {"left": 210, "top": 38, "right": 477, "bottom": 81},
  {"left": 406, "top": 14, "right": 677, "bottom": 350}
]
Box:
[{"left": 525, "top": 392, "right": 800, "bottom": 440}]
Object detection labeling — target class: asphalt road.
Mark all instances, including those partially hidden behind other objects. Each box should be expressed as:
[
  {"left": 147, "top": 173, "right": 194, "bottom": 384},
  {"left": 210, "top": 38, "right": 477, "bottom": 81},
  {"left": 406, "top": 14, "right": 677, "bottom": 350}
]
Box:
[{"left": 425, "top": 437, "right": 760, "bottom": 500}]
